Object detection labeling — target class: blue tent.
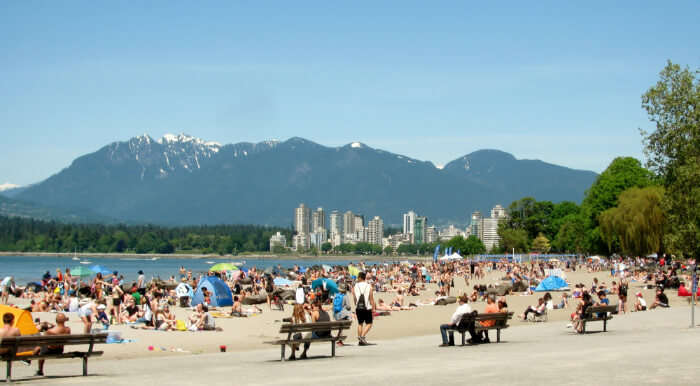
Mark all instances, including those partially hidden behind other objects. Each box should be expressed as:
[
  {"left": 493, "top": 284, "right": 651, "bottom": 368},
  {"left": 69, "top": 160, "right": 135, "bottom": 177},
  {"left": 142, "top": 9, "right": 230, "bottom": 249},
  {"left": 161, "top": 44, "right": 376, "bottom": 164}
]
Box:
[
  {"left": 535, "top": 276, "right": 569, "bottom": 292},
  {"left": 191, "top": 276, "right": 233, "bottom": 307}
]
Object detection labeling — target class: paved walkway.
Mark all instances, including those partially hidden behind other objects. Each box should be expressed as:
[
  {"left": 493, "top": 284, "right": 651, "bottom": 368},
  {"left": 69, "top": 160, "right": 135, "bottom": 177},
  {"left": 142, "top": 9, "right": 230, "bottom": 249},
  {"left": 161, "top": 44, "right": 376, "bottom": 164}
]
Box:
[{"left": 6, "top": 306, "right": 700, "bottom": 385}]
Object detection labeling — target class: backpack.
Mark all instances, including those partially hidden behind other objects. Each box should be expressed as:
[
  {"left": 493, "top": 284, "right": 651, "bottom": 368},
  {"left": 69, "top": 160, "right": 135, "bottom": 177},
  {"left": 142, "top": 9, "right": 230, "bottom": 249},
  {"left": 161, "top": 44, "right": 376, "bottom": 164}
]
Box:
[
  {"left": 356, "top": 283, "right": 368, "bottom": 311},
  {"left": 333, "top": 293, "right": 344, "bottom": 313}
]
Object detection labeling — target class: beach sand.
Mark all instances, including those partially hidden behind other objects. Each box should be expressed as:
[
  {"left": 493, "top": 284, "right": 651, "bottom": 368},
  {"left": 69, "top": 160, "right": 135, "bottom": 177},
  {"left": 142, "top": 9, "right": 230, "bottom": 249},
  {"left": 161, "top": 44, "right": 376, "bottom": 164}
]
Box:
[
  {"left": 20, "top": 268, "right": 692, "bottom": 361},
  {"left": 7, "top": 282, "right": 700, "bottom": 385}
]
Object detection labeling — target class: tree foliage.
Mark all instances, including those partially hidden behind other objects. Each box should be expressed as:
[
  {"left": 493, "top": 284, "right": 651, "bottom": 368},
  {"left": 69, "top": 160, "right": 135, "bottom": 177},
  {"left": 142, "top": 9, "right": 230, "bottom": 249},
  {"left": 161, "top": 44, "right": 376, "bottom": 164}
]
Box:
[
  {"left": 598, "top": 186, "right": 666, "bottom": 256},
  {"left": 641, "top": 61, "right": 700, "bottom": 257},
  {"left": 0, "top": 215, "right": 292, "bottom": 254}
]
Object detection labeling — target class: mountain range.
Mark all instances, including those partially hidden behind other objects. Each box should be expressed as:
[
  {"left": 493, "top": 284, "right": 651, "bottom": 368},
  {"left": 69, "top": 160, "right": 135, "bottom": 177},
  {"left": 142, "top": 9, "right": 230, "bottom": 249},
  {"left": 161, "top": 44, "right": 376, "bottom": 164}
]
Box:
[{"left": 8, "top": 134, "right": 598, "bottom": 226}]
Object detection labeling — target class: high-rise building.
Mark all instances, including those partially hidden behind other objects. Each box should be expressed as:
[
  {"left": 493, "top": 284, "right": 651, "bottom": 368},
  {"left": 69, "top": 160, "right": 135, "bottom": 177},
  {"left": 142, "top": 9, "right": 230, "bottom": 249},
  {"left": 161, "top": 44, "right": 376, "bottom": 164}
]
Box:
[
  {"left": 312, "top": 207, "right": 326, "bottom": 232},
  {"left": 292, "top": 233, "right": 310, "bottom": 251},
  {"left": 479, "top": 205, "right": 508, "bottom": 252},
  {"left": 294, "top": 203, "right": 311, "bottom": 235},
  {"left": 470, "top": 211, "right": 483, "bottom": 240},
  {"left": 368, "top": 216, "right": 384, "bottom": 245},
  {"left": 343, "top": 211, "right": 355, "bottom": 236},
  {"left": 329, "top": 210, "right": 342, "bottom": 234},
  {"left": 491, "top": 204, "right": 507, "bottom": 219},
  {"left": 269, "top": 232, "right": 287, "bottom": 251},
  {"left": 403, "top": 211, "right": 416, "bottom": 235},
  {"left": 426, "top": 226, "right": 438, "bottom": 243},
  {"left": 414, "top": 216, "right": 427, "bottom": 244},
  {"left": 354, "top": 214, "right": 364, "bottom": 231}
]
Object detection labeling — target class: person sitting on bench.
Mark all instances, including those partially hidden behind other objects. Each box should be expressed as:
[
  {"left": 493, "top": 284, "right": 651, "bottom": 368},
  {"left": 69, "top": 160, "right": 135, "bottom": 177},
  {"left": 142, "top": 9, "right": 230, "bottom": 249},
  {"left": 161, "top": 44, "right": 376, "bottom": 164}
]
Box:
[
  {"left": 33, "top": 313, "right": 71, "bottom": 376},
  {"left": 519, "top": 297, "right": 545, "bottom": 320},
  {"left": 0, "top": 313, "right": 21, "bottom": 354},
  {"left": 438, "top": 294, "right": 478, "bottom": 347},
  {"left": 291, "top": 300, "right": 330, "bottom": 360},
  {"left": 479, "top": 295, "right": 500, "bottom": 343}
]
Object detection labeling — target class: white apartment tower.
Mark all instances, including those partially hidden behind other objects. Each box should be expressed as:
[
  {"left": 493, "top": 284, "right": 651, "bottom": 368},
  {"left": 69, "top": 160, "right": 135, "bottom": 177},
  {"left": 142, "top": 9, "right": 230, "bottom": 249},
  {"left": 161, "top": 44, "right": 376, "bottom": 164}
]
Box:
[
  {"left": 294, "top": 203, "right": 311, "bottom": 235},
  {"left": 343, "top": 211, "right": 355, "bottom": 236},
  {"left": 312, "top": 207, "right": 326, "bottom": 232},
  {"left": 329, "top": 210, "right": 342, "bottom": 234},
  {"left": 403, "top": 210, "right": 416, "bottom": 235},
  {"left": 368, "top": 216, "right": 384, "bottom": 245}
]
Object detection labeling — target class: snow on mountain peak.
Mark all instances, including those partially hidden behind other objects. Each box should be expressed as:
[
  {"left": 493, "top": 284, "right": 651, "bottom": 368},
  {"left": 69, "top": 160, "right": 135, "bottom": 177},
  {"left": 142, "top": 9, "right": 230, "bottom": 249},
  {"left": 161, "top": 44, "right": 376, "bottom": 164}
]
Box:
[
  {"left": 0, "top": 183, "right": 20, "bottom": 192},
  {"left": 350, "top": 142, "right": 363, "bottom": 148}
]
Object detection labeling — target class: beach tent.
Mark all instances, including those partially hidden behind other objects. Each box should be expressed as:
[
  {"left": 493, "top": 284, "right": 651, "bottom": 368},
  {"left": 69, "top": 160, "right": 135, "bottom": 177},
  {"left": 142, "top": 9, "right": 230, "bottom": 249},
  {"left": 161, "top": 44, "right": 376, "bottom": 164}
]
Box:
[
  {"left": 535, "top": 276, "right": 569, "bottom": 292},
  {"left": 311, "top": 278, "right": 339, "bottom": 294},
  {"left": 175, "top": 283, "right": 194, "bottom": 298},
  {"left": 191, "top": 276, "right": 233, "bottom": 307},
  {"left": 0, "top": 305, "right": 38, "bottom": 335}
]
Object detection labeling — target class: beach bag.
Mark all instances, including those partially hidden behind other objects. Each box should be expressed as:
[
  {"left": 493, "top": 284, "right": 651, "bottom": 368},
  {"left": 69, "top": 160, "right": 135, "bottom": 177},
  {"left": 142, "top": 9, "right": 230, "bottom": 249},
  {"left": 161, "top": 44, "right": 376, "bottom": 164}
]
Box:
[
  {"left": 356, "top": 283, "right": 368, "bottom": 311},
  {"left": 175, "top": 320, "right": 187, "bottom": 331},
  {"left": 333, "top": 294, "right": 344, "bottom": 313}
]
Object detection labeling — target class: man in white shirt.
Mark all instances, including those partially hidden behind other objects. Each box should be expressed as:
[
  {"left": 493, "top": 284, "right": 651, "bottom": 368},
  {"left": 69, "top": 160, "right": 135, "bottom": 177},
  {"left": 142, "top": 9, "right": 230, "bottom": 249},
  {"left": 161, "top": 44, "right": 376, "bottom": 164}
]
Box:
[
  {"left": 352, "top": 272, "right": 376, "bottom": 346},
  {"left": 439, "top": 294, "right": 476, "bottom": 346}
]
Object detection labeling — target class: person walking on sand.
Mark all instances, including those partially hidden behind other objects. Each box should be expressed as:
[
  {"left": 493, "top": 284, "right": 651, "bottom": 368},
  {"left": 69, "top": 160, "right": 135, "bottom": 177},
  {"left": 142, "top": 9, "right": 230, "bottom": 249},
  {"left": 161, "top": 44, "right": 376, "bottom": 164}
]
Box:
[{"left": 352, "top": 271, "right": 375, "bottom": 346}]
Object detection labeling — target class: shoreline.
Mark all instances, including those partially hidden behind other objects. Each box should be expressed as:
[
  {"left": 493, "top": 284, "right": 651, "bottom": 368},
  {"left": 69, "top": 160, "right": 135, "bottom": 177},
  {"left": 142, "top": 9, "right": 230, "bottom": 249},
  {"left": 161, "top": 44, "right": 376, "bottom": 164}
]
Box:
[{"left": 0, "top": 251, "right": 432, "bottom": 261}]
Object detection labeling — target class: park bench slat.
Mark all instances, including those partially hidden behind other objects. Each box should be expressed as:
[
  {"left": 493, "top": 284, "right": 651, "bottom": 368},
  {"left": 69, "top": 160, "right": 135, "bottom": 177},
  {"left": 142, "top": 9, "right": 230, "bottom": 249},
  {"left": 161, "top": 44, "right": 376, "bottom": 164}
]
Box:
[
  {"left": 267, "top": 321, "right": 351, "bottom": 361},
  {"left": 1, "top": 333, "right": 108, "bottom": 382}
]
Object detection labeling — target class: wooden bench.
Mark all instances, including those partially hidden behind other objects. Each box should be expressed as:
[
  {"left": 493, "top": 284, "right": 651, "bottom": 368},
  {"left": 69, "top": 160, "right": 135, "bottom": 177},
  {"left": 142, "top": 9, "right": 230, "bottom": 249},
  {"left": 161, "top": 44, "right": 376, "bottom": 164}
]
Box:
[
  {"left": 265, "top": 320, "right": 351, "bottom": 361},
  {"left": 581, "top": 305, "right": 617, "bottom": 333},
  {"left": 448, "top": 312, "right": 513, "bottom": 345},
  {"left": 0, "top": 333, "right": 108, "bottom": 383}
]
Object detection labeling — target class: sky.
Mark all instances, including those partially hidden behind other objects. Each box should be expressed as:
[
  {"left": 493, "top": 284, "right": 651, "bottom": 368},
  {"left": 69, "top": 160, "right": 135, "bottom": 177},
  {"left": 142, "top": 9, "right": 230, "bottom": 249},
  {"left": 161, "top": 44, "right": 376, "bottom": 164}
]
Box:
[{"left": 1, "top": 1, "right": 698, "bottom": 186}]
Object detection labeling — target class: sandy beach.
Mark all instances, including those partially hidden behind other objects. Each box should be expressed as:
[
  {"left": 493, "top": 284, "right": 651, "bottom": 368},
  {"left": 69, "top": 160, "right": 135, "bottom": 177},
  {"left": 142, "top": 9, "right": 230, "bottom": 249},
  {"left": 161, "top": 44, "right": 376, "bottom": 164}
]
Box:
[
  {"left": 6, "top": 284, "right": 700, "bottom": 385},
  {"left": 15, "top": 268, "right": 693, "bottom": 362}
]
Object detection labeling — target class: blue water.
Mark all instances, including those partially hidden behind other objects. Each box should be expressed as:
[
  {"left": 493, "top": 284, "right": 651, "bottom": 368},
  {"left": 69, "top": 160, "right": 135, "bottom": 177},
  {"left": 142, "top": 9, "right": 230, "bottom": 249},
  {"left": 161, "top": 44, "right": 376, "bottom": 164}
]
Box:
[{"left": 0, "top": 256, "right": 388, "bottom": 284}]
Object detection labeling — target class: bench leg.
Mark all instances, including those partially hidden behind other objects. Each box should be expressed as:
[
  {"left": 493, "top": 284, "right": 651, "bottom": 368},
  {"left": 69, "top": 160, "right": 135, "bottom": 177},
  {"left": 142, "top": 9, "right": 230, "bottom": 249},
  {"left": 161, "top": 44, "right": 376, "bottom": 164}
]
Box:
[
  {"left": 6, "top": 360, "right": 11, "bottom": 383},
  {"left": 497, "top": 329, "right": 501, "bottom": 343},
  {"left": 331, "top": 340, "right": 336, "bottom": 357},
  {"left": 461, "top": 332, "right": 465, "bottom": 346},
  {"left": 582, "top": 322, "right": 586, "bottom": 334},
  {"left": 280, "top": 345, "right": 286, "bottom": 362},
  {"left": 82, "top": 357, "right": 88, "bottom": 376}
]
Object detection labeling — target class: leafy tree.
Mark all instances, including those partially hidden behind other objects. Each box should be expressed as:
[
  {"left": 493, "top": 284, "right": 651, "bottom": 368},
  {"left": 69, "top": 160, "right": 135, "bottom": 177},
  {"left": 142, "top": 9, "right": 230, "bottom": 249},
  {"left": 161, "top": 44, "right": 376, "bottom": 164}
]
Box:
[
  {"left": 641, "top": 61, "right": 700, "bottom": 257},
  {"left": 581, "top": 157, "right": 655, "bottom": 254},
  {"left": 531, "top": 233, "right": 551, "bottom": 253},
  {"left": 321, "top": 242, "right": 332, "bottom": 253},
  {"left": 464, "top": 235, "right": 486, "bottom": 255},
  {"left": 552, "top": 214, "right": 586, "bottom": 253},
  {"left": 383, "top": 245, "right": 394, "bottom": 255},
  {"left": 498, "top": 226, "right": 529, "bottom": 253},
  {"left": 599, "top": 186, "right": 666, "bottom": 256}
]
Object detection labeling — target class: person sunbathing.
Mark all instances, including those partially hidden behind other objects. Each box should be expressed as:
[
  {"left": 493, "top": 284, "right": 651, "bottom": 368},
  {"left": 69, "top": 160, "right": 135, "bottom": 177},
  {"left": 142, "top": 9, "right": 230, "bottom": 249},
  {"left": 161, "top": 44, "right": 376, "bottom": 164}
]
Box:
[
  {"left": 376, "top": 299, "right": 400, "bottom": 312},
  {"left": 230, "top": 296, "right": 247, "bottom": 317},
  {"left": 391, "top": 289, "right": 405, "bottom": 308}
]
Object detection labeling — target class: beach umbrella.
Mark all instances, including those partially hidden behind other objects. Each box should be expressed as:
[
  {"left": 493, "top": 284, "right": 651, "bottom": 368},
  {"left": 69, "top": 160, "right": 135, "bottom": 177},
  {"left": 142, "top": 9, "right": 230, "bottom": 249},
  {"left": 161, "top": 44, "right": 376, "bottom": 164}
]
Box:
[
  {"left": 264, "top": 266, "right": 274, "bottom": 274},
  {"left": 311, "top": 278, "right": 339, "bottom": 294},
  {"left": 209, "top": 263, "right": 238, "bottom": 272},
  {"left": 348, "top": 265, "right": 360, "bottom": 277},
  {"left": 322, "top": 264, "right": 332, "bottom": 272},
  {"left": 273, "top": 277, "right": 293, "bottom": 286},
  {"left": 90, "top": 265, "right": 112, "bottom": 275},
  {"left": 70, "top": 266, "right": 93, "bottom": 277}
]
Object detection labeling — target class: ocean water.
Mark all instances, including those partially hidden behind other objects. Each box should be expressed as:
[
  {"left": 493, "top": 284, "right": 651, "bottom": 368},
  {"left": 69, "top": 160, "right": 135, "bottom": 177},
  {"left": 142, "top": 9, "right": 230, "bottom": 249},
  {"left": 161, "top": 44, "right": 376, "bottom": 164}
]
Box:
[{"left": 0, "top": 255, "right": 389, "bottom": 284}]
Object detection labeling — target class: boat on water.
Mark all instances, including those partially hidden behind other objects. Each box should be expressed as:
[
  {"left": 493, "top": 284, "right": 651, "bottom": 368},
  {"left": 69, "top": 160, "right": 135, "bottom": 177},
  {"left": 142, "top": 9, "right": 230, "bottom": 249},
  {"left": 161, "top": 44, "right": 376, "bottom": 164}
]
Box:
[
  {"left": 72, "top": 257, "right": 80, "bottom": 261},
  {"left": 80, "top": 261, "right": 91, "bottom": 264},
  {"left": 231, "top": 261, "right": 246, "bottom": 266},
  {"left": 151, "top": 257, "right": 159, "bottom": 261},
  {"left": 206, "top": 261, "right": 215, "bottom": 264}
]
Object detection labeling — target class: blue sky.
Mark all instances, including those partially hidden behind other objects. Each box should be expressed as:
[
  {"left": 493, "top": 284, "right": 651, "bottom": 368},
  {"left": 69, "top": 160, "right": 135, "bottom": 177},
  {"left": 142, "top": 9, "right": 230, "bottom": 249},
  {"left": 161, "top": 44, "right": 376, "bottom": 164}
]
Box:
[{"left": 1, "top": 1, "right": 698, "bottom": 186}]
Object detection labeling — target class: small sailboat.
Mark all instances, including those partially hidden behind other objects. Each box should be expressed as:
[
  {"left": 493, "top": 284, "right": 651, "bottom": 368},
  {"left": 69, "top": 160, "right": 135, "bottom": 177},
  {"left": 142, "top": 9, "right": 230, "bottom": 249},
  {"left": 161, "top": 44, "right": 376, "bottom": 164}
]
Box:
[
  {"left": 72, "top": 248, "right": 80, "bottom": 260},
  {"left": 206, "top": 261, "right": 215, "bottom": 264}
]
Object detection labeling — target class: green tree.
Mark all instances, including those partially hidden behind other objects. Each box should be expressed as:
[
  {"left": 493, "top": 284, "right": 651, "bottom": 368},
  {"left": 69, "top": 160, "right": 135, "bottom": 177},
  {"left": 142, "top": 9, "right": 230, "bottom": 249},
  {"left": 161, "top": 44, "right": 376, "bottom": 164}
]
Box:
[
  {"left": 581, "top": 157, "right": 655, "bottom": 254},
  {"left": 383, "top": 245, "right": 394, "bottom": 255},
  {"left": 641, "top": 61, "right": 700, "bottom": 257},
  {"left": 599, "top": 186, "right": 666, "bottom": 256},
  {"left": 321, "top": 242, "right": 332, "bottom": 253},
  {"left": 464, "top": 235, "right": 486, "bottom": 255},
  {"left": 531, "top": 233, "right": 551, "bottom": 253},
  {"left": 552, "top": 214, "right": 586, "bottom": 253},
  {"left": 498, "top": 226, "right": 529, "bottom": 253}
]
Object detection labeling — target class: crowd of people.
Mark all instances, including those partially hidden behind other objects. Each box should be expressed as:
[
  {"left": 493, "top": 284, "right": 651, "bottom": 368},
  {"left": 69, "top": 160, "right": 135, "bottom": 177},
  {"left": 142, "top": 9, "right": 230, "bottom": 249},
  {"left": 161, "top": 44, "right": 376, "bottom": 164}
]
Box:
[{"left": 0, "top": 253, "right": 695, "bottom": 365}]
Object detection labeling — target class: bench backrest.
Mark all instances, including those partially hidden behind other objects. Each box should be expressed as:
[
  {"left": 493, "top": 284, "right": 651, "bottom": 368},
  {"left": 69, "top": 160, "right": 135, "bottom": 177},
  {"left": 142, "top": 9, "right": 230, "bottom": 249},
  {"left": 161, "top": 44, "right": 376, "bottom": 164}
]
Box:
[
  {"left": 459, "top": 312, "right": 513, "bottom": 327},
  {"left": 584, "top": 305, "right": 617, "bottom": 317},
  {"left": 279, "top": 320, "right": 352, "bottom": 334},
  {"left": 0, "top": 333, "right": 108, "bottom": 353}
]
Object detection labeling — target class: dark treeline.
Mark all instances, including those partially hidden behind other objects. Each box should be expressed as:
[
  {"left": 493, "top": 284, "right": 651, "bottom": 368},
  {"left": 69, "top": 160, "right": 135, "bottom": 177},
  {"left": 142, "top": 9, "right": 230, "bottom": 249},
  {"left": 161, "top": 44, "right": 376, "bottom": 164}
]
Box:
[{"left": 0, "top": 216, "right": 293, "bottom": 255}]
